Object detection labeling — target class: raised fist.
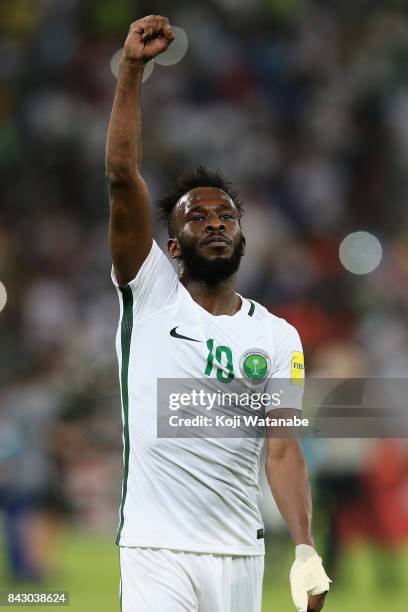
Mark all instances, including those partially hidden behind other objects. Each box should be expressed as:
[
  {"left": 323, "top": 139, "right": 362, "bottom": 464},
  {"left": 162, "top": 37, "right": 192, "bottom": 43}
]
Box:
[{"left": 123, "top": 15, "right": 175, "bottom": 64}]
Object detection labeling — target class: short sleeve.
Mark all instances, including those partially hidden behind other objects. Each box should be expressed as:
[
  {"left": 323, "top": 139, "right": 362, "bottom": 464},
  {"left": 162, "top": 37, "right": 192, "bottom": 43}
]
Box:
[
  {"left": 264, "top": 323, "right": 304, "bottom": 412},
  {"left": 111, "top": 240, "right": 178, "bottom": 321}
]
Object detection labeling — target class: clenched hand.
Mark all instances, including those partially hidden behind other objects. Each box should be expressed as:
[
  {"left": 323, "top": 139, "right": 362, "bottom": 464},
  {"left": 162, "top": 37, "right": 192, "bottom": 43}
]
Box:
[{"left": 123, "top": 15, "right": 175, "bottom": 65}]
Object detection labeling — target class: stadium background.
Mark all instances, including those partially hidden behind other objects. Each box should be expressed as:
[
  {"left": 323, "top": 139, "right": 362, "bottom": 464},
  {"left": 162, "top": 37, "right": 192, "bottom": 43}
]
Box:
[{"left": 0, "top": 0, "right": 407, "bottom": 610}]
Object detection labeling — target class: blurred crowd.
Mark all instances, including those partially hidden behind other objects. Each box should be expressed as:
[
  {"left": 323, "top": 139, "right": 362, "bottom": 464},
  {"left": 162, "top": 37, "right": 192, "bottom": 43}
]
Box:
[{"left": 0, "top": 0, "right": 407, "bottom": 583}]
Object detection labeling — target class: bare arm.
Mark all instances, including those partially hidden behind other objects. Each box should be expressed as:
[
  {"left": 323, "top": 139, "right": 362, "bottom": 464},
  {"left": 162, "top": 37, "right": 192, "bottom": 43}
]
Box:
[
  {"left": 265, "top": 426, "right": 314, "bottom": 547},
  {"left": 105, "top": 15, "right": 174, "bottom": 286},
  {"left": 265, "top": 412, "right": 329, "bottom": 611}
]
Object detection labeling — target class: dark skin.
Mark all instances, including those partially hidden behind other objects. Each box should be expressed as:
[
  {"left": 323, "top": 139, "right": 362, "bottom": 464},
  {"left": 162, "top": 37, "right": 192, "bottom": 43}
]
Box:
[
  {"left": 168, "top": 186, "right": 245, "bottom": 316},
  {"left": 106, "top": 15, "right": 327, "bottom": 612},
  {"left": 106, "top": 15, "right": 175, "bottom": 287},
  {"left": 266, "top": 417, "right": 327, "bottom": 612},
  {"left": 308, "top": 594, "right": 327, "bottom": 612}
]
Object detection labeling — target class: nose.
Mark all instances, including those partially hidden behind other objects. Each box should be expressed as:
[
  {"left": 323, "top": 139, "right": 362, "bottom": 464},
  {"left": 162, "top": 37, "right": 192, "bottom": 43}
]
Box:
[{"left": 205, "top": 212, "right": 225, "bottom": 232}]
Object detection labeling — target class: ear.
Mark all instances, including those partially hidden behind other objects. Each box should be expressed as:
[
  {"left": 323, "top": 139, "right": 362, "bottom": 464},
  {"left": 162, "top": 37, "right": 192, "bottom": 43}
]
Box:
[
  {"left": 240, "top": 235, "right": 246, "bottom": 256},
  {"left": 168, "top": 237, "right": 181, "bottom": 259}
]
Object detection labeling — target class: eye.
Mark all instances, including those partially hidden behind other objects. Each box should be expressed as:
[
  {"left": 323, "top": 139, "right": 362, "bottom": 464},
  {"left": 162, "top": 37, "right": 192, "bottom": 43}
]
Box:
[
  {"left": 220, "top": 213, "right": 235, "bottom": 220},
  {"left": 191, "top": 215, "right": 205, "bottom": 222}
]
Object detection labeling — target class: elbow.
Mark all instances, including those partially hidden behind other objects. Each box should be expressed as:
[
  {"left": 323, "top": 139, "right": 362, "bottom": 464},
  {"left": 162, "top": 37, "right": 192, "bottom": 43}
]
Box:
[
  {"left": 105, "top": 169, "right": 137, "bottom": 189},
  {"left": 105, "top": 159, "right": 140, "bottom": 188},
  {"left": 265, "top": 452, "right": 280, "bottom": 484},
  {"left": 106, "top": 170, "right": 127, "bottom": 190},
  {"left": 266, "top": 438, "right": 301, "bottom": 465}
]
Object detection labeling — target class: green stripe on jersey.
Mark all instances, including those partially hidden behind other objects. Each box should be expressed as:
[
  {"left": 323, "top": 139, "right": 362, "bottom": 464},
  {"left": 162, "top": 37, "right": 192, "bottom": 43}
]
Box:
[
  {"left": 116, "top": 285, "right": 133, "bottom": 545},
  {"left": 248, "top": 300, "right": 255, "bottom": 317}
]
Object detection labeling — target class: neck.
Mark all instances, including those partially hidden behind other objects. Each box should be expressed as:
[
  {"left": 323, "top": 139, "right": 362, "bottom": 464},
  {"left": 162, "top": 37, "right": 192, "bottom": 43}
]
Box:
[{"left": 180, "top": 274, "right": 241, "bottom": 316}]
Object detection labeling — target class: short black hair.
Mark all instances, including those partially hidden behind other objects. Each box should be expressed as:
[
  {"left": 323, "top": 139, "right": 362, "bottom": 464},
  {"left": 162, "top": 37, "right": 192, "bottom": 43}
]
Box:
[{"left": 157, "top": 166, "right": 244, "bottom": 236}]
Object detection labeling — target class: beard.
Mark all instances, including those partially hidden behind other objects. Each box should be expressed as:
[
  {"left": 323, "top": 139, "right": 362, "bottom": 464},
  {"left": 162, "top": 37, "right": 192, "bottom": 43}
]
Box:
[{"left": 179, "top": 237, "right": 243, "bottom": 285}]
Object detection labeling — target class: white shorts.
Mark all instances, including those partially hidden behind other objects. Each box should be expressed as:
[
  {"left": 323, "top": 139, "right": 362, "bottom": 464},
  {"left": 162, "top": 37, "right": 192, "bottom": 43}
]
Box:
[{"left": 119, "top": 546, "right": 264, "bottom": 612}]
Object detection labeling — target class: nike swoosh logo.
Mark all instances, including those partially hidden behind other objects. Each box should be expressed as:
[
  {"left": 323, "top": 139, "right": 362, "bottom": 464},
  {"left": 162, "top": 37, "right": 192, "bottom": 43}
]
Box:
[{"left": 170, "top": 327, "right": 201, "bottom": 343}]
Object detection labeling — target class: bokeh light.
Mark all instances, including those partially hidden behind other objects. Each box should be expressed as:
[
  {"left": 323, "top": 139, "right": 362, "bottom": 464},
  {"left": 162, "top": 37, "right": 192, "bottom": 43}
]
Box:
[
  {"left": 0, "top": 281, "right": 7, "bottom": 312},
  {"left": 110, "top": 48, "right": 123, "bottom": 78},
  {"left": 110, "top": 26, "right": 188, "bottom": 82},
  {"left": 110, "top": 49, "right": 154, "bottom": 83},
  {"left": 339, "top": 231, "right": 383, "bottom": 275},
  {"left": 154, "top": 26, "right": 188, "bottom": 66}
]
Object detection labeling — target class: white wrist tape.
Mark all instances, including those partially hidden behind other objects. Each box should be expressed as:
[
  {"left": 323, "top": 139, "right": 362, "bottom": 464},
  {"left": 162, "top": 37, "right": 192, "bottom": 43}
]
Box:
[{"left": 290, "top": 546, "right": 331, "bottom": 612}]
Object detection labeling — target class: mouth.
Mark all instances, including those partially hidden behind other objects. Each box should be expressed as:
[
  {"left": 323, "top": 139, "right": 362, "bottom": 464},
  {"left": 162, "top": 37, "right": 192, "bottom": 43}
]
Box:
[{"left": 202, "top": 235, "right": 231, "bottom": 246}]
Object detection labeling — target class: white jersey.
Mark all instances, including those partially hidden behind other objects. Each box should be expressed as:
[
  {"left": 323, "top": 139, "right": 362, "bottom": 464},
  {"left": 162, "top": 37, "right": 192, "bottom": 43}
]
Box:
[{"left": 112, "top": 240, "right": 304, "bottom": 556}]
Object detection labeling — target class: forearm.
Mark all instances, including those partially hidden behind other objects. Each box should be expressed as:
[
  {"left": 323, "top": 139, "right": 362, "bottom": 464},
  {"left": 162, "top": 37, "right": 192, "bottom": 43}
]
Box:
[
  {"left": 105, "top": 58, "right": 144, "bottom": 184},
  {"left": 266, "top": 438, "right": 314, "bottom": 547}
]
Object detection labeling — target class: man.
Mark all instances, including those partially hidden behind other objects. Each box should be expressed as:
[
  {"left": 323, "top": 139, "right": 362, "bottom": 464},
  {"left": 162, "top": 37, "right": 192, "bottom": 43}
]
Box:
[{"left": 106, "top": 15, "right": 330, "bottom": 612}]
